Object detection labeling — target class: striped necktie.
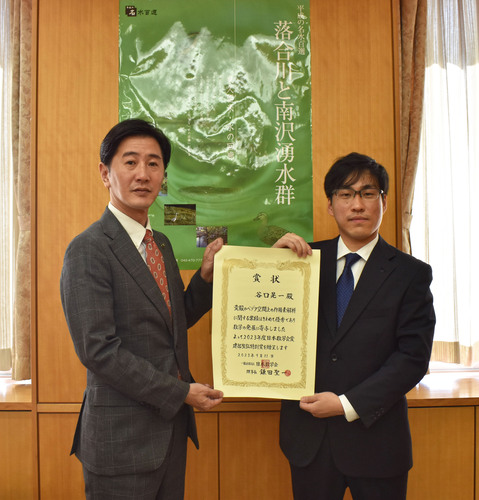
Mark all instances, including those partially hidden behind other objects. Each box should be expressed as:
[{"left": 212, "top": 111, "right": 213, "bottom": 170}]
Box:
[{"left": 143, "top": 230, "right": 171, "bottom": 314}]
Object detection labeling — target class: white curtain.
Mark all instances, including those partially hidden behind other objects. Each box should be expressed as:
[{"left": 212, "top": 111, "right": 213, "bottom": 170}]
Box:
[
  {"left": 410, "top": 0, "right": 479, "bottom": 366},
  {"left": 0, "top": 0, "right": 14, "bottom": 371}
]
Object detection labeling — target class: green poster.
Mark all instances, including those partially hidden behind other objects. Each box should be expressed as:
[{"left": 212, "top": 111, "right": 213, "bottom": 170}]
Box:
[{"left": 119, "top": 0, "right": 312, "bottom": 269}]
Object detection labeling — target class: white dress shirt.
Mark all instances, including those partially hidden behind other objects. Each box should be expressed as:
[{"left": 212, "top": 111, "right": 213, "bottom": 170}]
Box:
[
  {"left": 108, "top": 202, "right": 152, "bottom": 262},
  {"left": 336, "top": 235, "right": 379, "bottom": 422}
]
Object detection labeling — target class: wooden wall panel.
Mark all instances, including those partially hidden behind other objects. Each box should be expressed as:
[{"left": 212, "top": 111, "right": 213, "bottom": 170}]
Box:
[
  {"left": 28, "top": 406, "right": 479, "bottom": 500},
  {"left": 310, "top": 0, "right": 397, "bottom": 243},
  {"left": 36, "top": 0, "right": 399, "bottom": 404},
  {"left": 36, "top": 0, "right": 118, "bottom": 403},
  {"left": 219, "top": 412, "right": 291, "bottom": 499},
  {"left": 408, "top": 407, "right": 475, "bottom": 500},
  {"left": 38, "top": 413, "right": 84, "bottom": 499},
  {"left": 0, "top": 412, "right": 34, "bottom": 500},
  {"left": 185, "top": 413, "right": 219, "bottom": 500},
  {"left": 476, "top": 409, "right": 479, "bottom": 500}
]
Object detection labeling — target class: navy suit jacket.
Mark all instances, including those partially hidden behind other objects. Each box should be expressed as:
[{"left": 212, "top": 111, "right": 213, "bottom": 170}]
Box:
[
  {"left": 280, "top": 236, "right": 435, "bottom": 477},
  {"left": 60, "top": 208, "right": 213, "bottom": 476}
]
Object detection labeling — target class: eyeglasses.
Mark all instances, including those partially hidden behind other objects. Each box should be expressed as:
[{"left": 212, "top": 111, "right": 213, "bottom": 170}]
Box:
[{"left": 332, "top": 187, "right": 384, "bottom": 203}]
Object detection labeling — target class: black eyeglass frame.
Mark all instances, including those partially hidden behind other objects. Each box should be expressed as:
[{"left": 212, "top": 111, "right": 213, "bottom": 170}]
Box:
[{"left": 332, "top": 187, "right": 385, "bottom": 201}]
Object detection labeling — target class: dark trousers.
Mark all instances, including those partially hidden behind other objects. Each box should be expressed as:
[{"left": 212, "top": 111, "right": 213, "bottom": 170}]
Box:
[
  {"left": 83, "top": 405, "right": 189, "bottom": 500},
  {"left": 290, "top": 432, "right": 408, "bottom": 500}
]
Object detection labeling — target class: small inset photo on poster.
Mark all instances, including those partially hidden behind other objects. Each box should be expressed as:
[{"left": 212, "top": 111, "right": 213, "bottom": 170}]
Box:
[
  {"left": 196, "top": 226, "right": 228, "bottom": 247},
  {"left": 164, "top": 204, "right": 196, "bottom": 225}
]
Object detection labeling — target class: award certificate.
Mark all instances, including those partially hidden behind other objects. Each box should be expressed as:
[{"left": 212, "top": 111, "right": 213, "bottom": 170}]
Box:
[{"left": 212, "top": 245, "right": 320, "bottom": 400}]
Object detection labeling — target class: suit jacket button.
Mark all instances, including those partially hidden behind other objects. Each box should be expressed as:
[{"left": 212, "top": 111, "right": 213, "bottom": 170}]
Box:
[{"left": 331, "top": 354, "right": 338, "bottom": 362}]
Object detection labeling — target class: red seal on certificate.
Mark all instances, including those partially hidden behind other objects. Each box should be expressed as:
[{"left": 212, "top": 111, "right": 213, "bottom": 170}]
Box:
[{"left": 284, "top": 370, "right": 291, "bottom": 377}]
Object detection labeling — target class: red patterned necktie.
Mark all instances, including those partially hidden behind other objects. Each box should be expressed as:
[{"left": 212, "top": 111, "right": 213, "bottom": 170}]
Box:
[{"left": 143, "top": 230, "right": 171, "bottom": 314}]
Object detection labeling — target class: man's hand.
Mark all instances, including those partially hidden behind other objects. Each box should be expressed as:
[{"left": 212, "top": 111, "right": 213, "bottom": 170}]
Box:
[
  {"left": 299, "top": 392, "right": 344, "bottom": 418},
  {"left": 200, "top": 238, "right": 224, "bottom": 283},
  {"left": 185, "top": 383, "right": 224, "bottom": 411},
  {"left": 272, "top": 232, "right": 312, "bottom": 258}
]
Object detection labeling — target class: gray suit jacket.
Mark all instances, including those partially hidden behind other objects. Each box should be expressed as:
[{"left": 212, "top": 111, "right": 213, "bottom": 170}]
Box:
[
  {"left": 280, "top": 236, "right": 435, "bottom": 477},
  {"left": 60, "top": 208, "right": 213, "bottom": 476}
]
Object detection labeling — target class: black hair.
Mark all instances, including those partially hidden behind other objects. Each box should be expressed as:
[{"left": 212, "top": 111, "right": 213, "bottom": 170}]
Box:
[
  {"left": 100, "top": 118, "right": 171, "bottom": 169},
  {"left": 323, "top": 152, "right": 389, "bottom": 199}
]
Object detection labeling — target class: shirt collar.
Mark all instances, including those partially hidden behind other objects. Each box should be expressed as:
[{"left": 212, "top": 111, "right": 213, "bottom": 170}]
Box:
[
  {"left": 108, "top": 202, "right": 152, "bottom": 250},
  {"left": 337, "top": 235, "right": 379, "bottom": 262}
]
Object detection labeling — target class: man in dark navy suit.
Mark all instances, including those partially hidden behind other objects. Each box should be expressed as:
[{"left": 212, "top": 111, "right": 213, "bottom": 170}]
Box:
[{"left": 274, "top": 152, "right": 435, "bottom": 500}]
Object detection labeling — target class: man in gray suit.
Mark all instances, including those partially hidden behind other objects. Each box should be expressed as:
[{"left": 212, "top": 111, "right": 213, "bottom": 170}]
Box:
[
  {"left": 273, "top": 153, "right": 435, "bottom": 500},
  {"left": 60, "top": 119, "right": 224, "bottom": 500}
]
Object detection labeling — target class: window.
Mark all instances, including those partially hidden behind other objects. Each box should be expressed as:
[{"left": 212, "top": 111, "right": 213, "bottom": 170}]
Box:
[
  {"left": 0, "top": 0, "right": 14, "bottom": 372},
  {"left": 410, "top": 0, "right": 479, "bottom": 368},
  {"left": 0, "top": 0, "right": 31, "bottom": 381}
]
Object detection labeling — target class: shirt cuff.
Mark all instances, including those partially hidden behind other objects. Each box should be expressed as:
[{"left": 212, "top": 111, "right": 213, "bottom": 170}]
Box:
[{"left": 339, "top": 394, "right": 360, "bottom": 422}]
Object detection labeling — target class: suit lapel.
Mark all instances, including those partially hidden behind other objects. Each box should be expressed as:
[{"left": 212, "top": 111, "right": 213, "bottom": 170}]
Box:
[
  {"left": 334, "top": 237, "right": 397, "bottom": 344},
  {"left": 100, "top": 209, "right": 173, "bottom": 331}
]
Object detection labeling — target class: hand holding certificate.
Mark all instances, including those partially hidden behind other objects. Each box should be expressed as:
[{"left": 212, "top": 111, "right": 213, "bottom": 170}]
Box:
[{"left": 212, "top": 245, "right": 320, "bottom": 400}]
